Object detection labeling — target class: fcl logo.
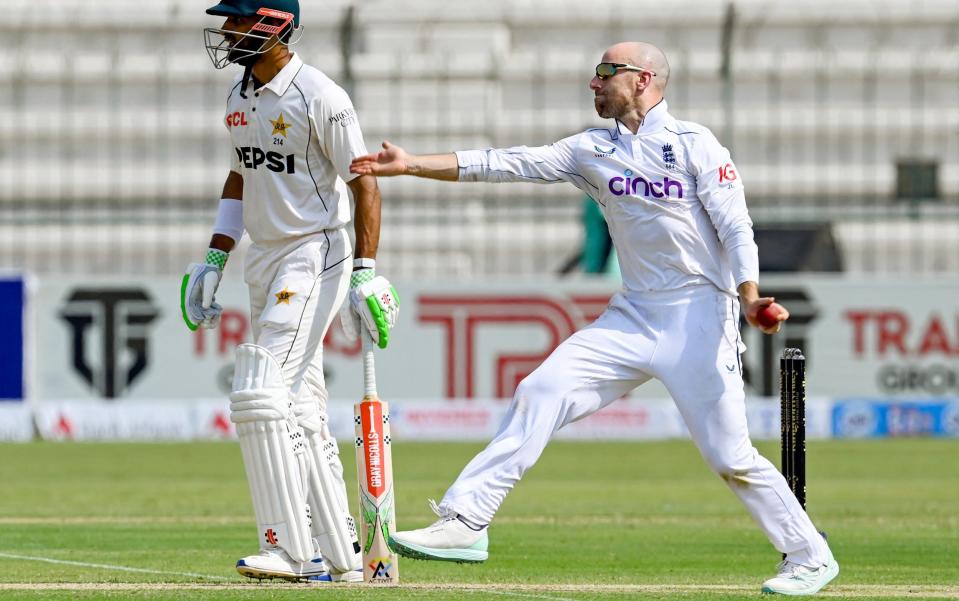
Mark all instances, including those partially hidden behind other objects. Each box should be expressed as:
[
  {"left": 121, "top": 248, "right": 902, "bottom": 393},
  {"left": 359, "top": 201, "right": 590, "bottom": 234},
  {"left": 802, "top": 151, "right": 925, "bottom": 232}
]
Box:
[{"left": 60, "top": 289, "right": 160, "bottom": 398}]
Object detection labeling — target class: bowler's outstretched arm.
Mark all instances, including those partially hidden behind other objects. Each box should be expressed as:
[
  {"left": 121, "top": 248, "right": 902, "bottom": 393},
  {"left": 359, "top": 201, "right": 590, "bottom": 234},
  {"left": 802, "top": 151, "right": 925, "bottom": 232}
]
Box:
[{"left": 350, "top": 141, "right": 458, "bottom": 181}]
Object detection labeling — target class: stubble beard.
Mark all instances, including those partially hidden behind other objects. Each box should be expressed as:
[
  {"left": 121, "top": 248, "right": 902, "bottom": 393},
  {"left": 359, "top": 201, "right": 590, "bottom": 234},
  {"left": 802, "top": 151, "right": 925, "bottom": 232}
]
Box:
[{"left": 594, "top": 94, "right": 627, "bottom": 120}]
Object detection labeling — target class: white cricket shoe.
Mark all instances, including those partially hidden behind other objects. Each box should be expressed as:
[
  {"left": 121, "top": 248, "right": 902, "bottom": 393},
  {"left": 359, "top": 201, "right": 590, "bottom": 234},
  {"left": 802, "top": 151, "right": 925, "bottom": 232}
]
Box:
[
  {"left": 326, "top": 568, "right": 364, "bottom": 583},
  {"left": 235, "top": 548, "right": 329, "bottom": 581},
  {"left": 761, "top": 549, "right": 839, "bottom": 595},
  {"left": 389, "top": 500, "right": 488, "bottom": 563}
]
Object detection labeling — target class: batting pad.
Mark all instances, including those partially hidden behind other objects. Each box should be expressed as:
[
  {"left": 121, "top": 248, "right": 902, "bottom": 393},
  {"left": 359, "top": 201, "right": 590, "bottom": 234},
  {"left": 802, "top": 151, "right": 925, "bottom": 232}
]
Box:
[
  {"left": 230, "top": 344, "right": 314, "bottom": 563},
  {"left": 296, "top": 398, "right": 363, "bottom": 573}
]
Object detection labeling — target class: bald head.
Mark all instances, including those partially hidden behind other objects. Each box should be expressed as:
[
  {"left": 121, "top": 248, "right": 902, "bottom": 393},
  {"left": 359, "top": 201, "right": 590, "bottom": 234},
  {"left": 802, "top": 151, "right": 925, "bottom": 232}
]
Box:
[{"left": 603, "top": 42, "right": 670, "bottom": 90}]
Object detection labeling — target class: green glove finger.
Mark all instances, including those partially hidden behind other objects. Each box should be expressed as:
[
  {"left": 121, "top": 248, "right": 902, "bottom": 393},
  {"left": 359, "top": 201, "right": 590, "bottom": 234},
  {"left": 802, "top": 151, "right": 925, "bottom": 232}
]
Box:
[
  {"left": 180, "top": 273, "right": 199, "bottom": 332},
  {"left": 365, "top": 295, "right": 390, "bottom": 349}
]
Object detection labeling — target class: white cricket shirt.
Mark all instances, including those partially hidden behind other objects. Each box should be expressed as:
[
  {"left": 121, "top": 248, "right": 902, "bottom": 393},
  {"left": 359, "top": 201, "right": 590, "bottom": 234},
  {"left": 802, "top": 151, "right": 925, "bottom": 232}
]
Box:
[
  {"left": 224, "top": 53, "right": 367, "bottom": 243},
  {"left": 456, "top": 100, "right": 759, "bottom": 295}
]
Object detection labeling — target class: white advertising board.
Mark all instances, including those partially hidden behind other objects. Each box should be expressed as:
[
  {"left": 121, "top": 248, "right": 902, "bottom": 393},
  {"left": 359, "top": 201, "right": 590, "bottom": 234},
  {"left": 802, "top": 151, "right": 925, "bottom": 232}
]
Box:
[
  {"left": 0, "top": 404, "right": 34, "bottom": 441},
  {"left": 26, "top": 398, "right": 831, "bottom": 442},
  {"left": 29, "top": 275, "right": 959, "bottom": 403}
]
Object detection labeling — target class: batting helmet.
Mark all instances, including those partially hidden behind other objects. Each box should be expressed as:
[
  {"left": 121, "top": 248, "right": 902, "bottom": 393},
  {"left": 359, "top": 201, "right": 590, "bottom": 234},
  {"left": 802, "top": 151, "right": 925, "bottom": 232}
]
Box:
[
  {"left": 204, "top": 0, "right": 302, "bottom": 70},
  {"left": 206, "top": 0, "right": 300, "bottom": 27}
]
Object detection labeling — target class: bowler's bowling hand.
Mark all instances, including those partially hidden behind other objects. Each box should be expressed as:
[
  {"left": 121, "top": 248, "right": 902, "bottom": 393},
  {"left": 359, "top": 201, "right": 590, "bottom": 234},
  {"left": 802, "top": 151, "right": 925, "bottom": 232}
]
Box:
[
  {"left": 745, "top": 297, "right": 789, "bottom": 335},
  {"left": 350, "top": 141, "right": 410, "bottom": 177}
]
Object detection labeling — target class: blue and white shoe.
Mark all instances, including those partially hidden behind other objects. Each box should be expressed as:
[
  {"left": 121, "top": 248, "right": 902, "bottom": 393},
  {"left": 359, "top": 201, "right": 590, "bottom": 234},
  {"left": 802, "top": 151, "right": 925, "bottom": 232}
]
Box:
[
  {"left": 308, "top": 568, "right": 364, "bottom": 583},
  {"left": 761, "top": 549, "right": 839, "bottom": 595},
  {"left": 235, "top": 548, "right": 329, "bottom": 581},
  {"left": 389, "top": 501, "right": 488, "bottom": 563}
]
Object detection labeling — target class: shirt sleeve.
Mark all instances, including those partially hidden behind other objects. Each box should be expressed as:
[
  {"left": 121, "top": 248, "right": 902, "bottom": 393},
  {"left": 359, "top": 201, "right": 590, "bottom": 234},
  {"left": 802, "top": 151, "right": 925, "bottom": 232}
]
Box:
[
  {"left": 690, "top": 130, "right": 759, "bottom": 287},
  {"left": 312, "top": 85, "right": 369, "bottom": 183},
  {"left": 454, "top": 135, "right": 596, "bottom": 195},
  {"left": 229, "top": 142, "right": 241, "bottom": 173},
  {"left": 225, "top": 77, "right": 244, "bottom": 172}
]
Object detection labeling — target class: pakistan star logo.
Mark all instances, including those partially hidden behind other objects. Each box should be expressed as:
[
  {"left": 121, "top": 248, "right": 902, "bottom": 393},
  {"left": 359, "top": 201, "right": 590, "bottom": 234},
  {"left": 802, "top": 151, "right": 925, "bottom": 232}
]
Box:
[
  {"left": 275, "top": 288, "right": 296, "bottom": 305},
  {"left": 270, "top": 113, "right": 291, "bottom": 137}
]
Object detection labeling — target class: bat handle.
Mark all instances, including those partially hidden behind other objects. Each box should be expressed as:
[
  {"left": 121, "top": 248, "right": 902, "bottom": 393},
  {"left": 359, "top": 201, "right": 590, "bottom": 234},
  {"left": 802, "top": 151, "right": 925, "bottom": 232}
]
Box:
[{"left": 362, "top": 334, "right": 377, "bottom": 397}]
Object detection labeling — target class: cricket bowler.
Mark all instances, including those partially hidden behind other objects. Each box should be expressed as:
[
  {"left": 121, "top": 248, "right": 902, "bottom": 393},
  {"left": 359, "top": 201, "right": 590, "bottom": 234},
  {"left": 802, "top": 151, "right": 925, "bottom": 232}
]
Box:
[{"left": 350, "top": 42, "right": 838, "bottom": 596}]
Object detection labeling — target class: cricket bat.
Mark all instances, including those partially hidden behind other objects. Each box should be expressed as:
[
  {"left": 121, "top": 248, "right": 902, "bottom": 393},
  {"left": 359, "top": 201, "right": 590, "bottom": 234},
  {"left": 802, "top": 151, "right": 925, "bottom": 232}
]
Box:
[{"left": 354, "top": 334, "right": 399, "bottom": 584}]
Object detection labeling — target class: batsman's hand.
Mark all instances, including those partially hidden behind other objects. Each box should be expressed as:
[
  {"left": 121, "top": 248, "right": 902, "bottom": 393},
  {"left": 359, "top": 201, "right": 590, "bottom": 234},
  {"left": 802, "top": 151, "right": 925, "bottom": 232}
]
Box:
[
  {"left": 341, "top": 269, "right": 399, "bottom": 349},
  {"left": 349, "top": 141, "right": 410, "bottom": 177},
  {"left": 180, "top": 249, "right": 227, "bottom": 331}
]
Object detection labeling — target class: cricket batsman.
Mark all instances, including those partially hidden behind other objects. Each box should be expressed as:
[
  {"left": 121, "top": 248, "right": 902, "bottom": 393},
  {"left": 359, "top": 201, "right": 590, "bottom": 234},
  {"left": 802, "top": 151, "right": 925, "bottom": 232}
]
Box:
[
  {"left": 351, "top": 42, "right": 838, "bottom": 596},
  {"left": 179, "top": 0, "right": 399, "bottom": 582}
]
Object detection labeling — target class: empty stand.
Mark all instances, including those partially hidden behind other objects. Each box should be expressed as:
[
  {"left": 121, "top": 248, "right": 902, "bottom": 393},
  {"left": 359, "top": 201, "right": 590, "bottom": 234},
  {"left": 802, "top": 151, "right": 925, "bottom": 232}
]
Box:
[{"left": 1, "top": 0, "right": 957, "bottom": 276}]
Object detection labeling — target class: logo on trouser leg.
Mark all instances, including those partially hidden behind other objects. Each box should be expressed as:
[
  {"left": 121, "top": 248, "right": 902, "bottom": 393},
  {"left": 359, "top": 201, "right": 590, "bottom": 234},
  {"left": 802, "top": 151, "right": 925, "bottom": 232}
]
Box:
[{"left": 265, "top": 528, "right": 279, "bottom": 545}]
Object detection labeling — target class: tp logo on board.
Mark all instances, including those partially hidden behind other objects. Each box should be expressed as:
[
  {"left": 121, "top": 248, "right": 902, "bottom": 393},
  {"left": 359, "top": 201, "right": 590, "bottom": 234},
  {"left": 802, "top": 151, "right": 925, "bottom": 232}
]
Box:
[{"left": 59, "top": 289, "right": 160, "bottom": 399}]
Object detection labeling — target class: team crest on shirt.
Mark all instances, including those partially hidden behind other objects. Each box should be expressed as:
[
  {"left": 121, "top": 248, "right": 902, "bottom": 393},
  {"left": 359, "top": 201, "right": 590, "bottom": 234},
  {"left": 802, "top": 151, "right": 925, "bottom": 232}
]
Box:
[
  {"left": 662, "top": 144, "right": 677, "bottom": 170},
  {"left": 275, "top": 287, "right": 296, "bottom": 305},
  {"left": 270, "top": 113, "right": 291, "bottom": 145},
  {"left": 270, "top": 113, "right": 291, "bottom": 137}
]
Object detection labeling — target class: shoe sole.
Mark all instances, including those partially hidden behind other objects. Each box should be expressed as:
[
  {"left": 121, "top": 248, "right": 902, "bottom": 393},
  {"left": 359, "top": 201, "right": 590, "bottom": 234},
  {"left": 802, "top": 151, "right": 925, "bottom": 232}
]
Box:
[
  {"left": 389, "top": 537, "right": 488, "bottom": 563},
  {"left": 235, "top": 562, "right": 328, "bottom": 583},
  {"left": 761, "top": 560, "right": 839, "bottom": 595}
]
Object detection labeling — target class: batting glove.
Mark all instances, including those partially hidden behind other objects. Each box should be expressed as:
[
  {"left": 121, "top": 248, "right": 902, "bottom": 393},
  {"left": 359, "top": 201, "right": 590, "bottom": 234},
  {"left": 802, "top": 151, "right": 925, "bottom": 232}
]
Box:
[
  {"left": 180, "top": 248, "right": 227, "bottom": 331},
  {"left": 341, "top": 268, "right": 399, "bottom": 349}
]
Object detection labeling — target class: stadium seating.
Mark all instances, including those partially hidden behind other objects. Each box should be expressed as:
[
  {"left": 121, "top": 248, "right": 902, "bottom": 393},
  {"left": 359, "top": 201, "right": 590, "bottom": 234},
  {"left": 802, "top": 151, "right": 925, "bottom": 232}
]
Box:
[{"left": 1, "top": 0, "right": 957, "bottom": 276}]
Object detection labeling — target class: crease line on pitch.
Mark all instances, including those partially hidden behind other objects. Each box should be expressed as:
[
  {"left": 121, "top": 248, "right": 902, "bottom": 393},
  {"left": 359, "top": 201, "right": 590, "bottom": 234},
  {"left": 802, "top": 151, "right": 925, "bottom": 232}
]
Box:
[
  {"left": 465, "top": 588, "right": 584, "bottom": 601},
  {"left": 0, "top": 551, "right": 230, "bottom": 581}
]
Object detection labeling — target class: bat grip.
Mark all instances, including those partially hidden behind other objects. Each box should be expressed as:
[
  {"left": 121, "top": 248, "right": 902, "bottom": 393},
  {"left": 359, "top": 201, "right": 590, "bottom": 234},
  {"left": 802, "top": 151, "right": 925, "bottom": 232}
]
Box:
[{"left": 362, "top": 334, "right": 377, "bottom": 397}]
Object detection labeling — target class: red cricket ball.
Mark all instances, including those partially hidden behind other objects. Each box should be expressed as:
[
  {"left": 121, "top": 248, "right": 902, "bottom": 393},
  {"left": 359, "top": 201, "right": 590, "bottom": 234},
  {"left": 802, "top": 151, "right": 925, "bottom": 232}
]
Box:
[{"left": 756, "top": 303, "right": 787, "bottom": 329}]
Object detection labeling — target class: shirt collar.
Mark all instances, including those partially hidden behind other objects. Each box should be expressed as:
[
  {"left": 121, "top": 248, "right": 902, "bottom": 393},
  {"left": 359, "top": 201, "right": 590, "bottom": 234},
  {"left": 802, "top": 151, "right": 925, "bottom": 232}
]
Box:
[
  {"left": 614, "top": 99, "right": 669, "bottom": 137},
  {"left": 260, "top": 53, "right": 303, "bottom": 96}
]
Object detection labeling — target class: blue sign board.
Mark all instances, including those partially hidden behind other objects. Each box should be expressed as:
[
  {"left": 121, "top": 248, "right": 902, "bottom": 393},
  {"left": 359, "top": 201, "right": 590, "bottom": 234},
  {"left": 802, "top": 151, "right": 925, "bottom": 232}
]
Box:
[
  {"left": 833, "top": 399, "right": 959, "bottom": 438},
  {"left": 0, "top": 277, "right": 25, "bottom": 400}
]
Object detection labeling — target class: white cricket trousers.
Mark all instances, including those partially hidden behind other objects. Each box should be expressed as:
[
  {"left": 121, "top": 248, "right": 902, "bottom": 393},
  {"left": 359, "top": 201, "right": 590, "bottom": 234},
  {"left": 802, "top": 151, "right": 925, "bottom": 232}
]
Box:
[
  {"left": 243, "top": 228, "right": 351, "bottom": 409},
  {"left": 441, "top": 284, "right": 830, "bottom": 563}
]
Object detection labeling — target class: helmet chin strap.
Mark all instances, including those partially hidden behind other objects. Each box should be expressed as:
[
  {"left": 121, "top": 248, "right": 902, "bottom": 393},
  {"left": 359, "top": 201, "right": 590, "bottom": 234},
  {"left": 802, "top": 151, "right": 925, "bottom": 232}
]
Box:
[{"left": 239, "top": 62, "right": 254, "bottom": 99}]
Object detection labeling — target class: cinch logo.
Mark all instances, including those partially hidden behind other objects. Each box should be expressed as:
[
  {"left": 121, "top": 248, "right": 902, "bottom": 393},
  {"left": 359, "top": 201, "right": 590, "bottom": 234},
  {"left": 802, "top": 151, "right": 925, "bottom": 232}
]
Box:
[
  {"left": 59, "top": 289, "right": 160, "bottom": 398},
  {"left": 608, "top": 169, "right": 684, "bottom": 199},
  {"left": 234, "top": 146, "right": 295, "bottom": 173},
  {"left": 226, "top": 111, "right": 248, "bottom": 127}
]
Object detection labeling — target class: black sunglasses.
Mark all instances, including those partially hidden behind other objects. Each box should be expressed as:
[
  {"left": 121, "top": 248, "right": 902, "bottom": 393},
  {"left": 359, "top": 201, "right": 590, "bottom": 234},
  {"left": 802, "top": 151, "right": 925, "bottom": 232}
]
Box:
[{"left": 595, "top": 62, "right": 656, "bottom": 80}]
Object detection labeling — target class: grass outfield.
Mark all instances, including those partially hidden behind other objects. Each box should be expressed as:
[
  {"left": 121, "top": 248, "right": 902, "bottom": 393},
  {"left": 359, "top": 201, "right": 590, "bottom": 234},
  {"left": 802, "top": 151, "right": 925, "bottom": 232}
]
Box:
[{"left": 0, "top": 438, "right": 956, "bottom": 600}]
